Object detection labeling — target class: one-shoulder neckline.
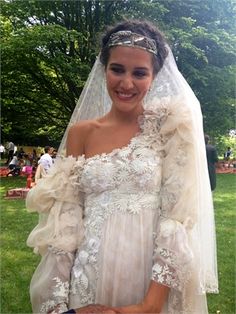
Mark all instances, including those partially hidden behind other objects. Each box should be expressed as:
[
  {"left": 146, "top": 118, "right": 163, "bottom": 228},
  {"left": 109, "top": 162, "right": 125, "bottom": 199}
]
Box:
[{"left": 83, "top": 112, "right": 147, "bottom": 163}]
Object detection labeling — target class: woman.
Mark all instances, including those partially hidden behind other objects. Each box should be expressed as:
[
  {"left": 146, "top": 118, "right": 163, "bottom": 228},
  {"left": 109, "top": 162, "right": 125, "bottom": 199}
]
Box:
[{"left": 26, "top": 20, "right": 218, "bottom": 314}]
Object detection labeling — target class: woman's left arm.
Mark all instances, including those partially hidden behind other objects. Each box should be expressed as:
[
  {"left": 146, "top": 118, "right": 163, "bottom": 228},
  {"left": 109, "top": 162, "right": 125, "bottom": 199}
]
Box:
[
  {"left": 71, "top": 281, "right": 169, "bottom": 314},
  {"left": 115, "top": 99, "right": 206, "bottom": 314},
  {"left": 115, "top": 281, "right": 169, "bottom": 313}
]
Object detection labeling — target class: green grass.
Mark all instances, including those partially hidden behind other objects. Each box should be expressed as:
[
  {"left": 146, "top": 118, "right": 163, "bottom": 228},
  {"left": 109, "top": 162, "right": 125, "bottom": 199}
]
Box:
[
  {"left": 0, "top": 176, "right": 40, "bottom": 314},
  {"left": 0, "top": 174, "right": 235, "bottom": 313},
  {"left": 207, "top": 174, "right": 236, "bottom": 314}
]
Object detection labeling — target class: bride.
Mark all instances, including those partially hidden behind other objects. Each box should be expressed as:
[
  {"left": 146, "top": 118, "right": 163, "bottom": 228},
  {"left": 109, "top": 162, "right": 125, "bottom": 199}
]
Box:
[{"left": 26, "top": 20, "right": 218, "bottom": 314}]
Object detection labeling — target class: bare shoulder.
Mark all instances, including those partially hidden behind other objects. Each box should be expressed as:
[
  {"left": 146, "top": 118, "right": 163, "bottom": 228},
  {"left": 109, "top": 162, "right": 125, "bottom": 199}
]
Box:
[
  {"left": 68, "top": 119, "right": 101, "bottom": 140},
  {"left": 68, "top": 119, "right": 100, "bottom": 134},
  {"left": 67, "top": 119, "right": 100, "bottom": 157}
]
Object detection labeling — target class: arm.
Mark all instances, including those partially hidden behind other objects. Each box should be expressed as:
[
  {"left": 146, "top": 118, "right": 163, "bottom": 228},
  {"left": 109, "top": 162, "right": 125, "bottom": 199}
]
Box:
[
  {"left": 115, "top": 281, "right": 169, "bottom": 313},
  {"left": 26, "top": 157, "right": 85, "bottom": 313},
  {"left": 148, "top": 97, "right": 218, "bottom": 312},
  {"left": 66, "top": 122, "right": 88, "bottom": 157},
  {"left": 72, "top": 282, "right": 169, "bottom": 314},
  {"left": 27, "top": 125, "right": 87, "bottom": 313},
  {"left": 30, "top": 246, "right": 75, "bottom": 314},
  {"left": 115, "top": 98, "right": 210, "bottom": 313}
]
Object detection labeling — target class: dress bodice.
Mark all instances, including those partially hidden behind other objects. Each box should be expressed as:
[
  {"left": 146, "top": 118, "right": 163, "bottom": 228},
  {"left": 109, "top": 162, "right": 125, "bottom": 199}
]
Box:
[
  {"left": 79, "top": 112, "right": 163, "bottom": 195},
  {"left": 80, "top": 137, "right": 162, "bottom": 195},
  {"left": 78, "top": 113, "right": 163, "bottom": 224}
]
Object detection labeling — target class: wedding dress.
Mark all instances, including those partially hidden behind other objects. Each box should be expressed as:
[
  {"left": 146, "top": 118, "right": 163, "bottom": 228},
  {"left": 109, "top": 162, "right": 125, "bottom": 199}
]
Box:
[{"left": 26, "top": 97, "right": 218, "bottom": 314}]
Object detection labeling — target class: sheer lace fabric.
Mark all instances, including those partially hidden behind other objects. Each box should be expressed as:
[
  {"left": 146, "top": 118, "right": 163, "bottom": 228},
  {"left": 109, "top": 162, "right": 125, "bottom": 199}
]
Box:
[
  {"left": 69, "top": 116, "right": 162, "bottom": 307},
  {"left": 57, "top": 47, "right": 218, "bottom": 299},
  {"left": 27, "top": 97, "right": 217, "bottom": 313}
]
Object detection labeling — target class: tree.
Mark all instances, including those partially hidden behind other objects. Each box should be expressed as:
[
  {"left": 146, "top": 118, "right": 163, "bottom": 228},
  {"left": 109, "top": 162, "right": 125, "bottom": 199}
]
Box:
[
  {"left": 1, "top": 0, "right": 235, "bottom": 145},
  {"left": 156, "top": 0, "right": 236, "bottom": 136},
  {"left": 1, "top": 1, "right": 122, "bottom": 145}
]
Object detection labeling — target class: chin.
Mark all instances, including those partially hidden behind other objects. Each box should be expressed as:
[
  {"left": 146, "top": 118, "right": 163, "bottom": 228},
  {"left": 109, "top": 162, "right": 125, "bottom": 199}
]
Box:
[
  {"left": 115, "top": 102, "right": 140, "bottom": 112},
  {"left": 113, "top": 96, "right": 142, "bottom": 110}
]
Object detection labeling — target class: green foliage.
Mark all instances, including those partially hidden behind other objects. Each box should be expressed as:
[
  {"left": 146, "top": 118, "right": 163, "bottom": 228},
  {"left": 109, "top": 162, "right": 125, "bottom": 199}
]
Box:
[
  {"left": 1, "top": 174, "right": 235, "bottom": 313},
  {"left": 1, "top": 18, "right": 90, "bottom": 145},
  {"left": 1, "top": 0, "right": 235, "bottom": 144},
  {"left": 215, "top": 135, "right": 236, "bottom": 159},
  {"left": 156, "top": 0, "right": 236, "bottom": 136}
]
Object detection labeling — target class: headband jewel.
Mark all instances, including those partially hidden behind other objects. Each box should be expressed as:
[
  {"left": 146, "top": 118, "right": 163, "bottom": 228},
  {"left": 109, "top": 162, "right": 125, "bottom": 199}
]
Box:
[{"left": 107, "top": 30, "right": 158, "bottom": 55}]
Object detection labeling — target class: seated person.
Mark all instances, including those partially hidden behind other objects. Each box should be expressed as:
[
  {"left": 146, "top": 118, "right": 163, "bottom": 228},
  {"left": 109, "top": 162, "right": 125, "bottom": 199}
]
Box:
[
  {"left": 17, "top": 147, "right": 25, "bottom": 159},
  {"left": 22, "top": 154, "right": 33, "bottom": 176},
  {"left": 7, "top": 154, "right": 21, "bottom": 176}
]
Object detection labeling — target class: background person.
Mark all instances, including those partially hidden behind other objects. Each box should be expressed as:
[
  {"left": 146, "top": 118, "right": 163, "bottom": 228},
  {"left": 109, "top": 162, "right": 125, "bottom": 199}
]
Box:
[
  {"left": 38, "top": 146, "right": 53, "bottom": 173},
  {"left": 26, "top": 20, "right": 218, "bottom": 314},
  {"left": 32, "top": 149, "right": 38, "bottom": 162},
  {"left": 17, "top": 147, "right": 25, "bottom": 159},
  {"left": 7, "top": 153, "right": 21, "bottom": 176},
  {"left": 0, "top": 144, "right": 5, "bottom": 159},
  {"left": 51, "top": 149, "right": 58, "bottom": 162},
  {"left": 5, "top": 141, "right": 14, "bottom": 165},
  {"left": 224, "top": 147, "right": 232, "bottom": 160},
  {"left": 205, "top": 134, "right": 218, "bottom": 191},
  {"left": 224, "top": 146, "right": 233, "bottom": 168}
]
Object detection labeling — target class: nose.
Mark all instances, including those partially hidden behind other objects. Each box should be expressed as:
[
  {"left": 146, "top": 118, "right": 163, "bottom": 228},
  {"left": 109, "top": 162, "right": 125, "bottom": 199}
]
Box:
[{"left": 120, "top": 73, "right": 134, "bottom": 90}]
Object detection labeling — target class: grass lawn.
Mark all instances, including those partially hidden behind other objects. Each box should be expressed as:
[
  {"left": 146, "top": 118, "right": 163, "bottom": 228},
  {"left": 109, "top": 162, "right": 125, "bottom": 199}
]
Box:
[
  {"left": 0, "top": 174, "right": 235, "bottom": 313},
  {"left": 207, "top": 174, "right": 236, "bottom": 314},
  {"left": 0, "top": 176, "right": 40, "bottom": 314}
]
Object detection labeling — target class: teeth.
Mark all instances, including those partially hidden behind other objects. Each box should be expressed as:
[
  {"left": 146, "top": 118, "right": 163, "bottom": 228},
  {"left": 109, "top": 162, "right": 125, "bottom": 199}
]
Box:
[{"left": 118, "top": 92, "right": 133, "bottom": 97}]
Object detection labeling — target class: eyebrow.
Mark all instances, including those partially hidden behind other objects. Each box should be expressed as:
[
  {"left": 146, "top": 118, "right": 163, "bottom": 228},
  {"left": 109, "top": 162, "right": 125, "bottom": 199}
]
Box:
[{"left": 109, "top": 63, "right": 149, "bottom": 71}]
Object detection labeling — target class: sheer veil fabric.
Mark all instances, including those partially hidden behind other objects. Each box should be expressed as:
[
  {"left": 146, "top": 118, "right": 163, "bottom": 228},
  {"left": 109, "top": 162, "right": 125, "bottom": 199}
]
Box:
[
  {"left": 58, "top": 53, "right": 111, "bottom": 157},
  {"left": 57, "top": 46, "right": 218, "bottom": 298}
]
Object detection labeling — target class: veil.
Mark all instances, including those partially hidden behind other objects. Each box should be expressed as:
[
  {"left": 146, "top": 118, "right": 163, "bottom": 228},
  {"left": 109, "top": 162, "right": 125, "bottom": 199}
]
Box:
[
  {"left": 57, "top": 47, "right": 218, "bottom": 294},
  {"left": 58, "top": 54, "right": 111, "bottom": 156}
]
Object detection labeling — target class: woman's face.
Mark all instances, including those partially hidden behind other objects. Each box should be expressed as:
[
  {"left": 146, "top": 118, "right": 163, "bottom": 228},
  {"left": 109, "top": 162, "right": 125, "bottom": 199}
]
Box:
[{"left": 105, "top": 46, "right": 154, "bottom": 113}]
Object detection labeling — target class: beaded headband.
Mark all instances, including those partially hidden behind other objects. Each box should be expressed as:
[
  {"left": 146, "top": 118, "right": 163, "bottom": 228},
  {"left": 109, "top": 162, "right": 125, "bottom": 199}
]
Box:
[{"left": 107, "top": 30, "right": 158, "bottom": 55}]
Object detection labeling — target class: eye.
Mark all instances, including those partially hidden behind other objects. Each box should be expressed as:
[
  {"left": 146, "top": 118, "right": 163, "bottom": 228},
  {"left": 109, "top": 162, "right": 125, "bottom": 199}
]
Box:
[
  {"left": 110, "top": 66, "right": 124, "bottom": 74},
  {"left": 133, "top": 70, "right": 148, "bottom": 78}
]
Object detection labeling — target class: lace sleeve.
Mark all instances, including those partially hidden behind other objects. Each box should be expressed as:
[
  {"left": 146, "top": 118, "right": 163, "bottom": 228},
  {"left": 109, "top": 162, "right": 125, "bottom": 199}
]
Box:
[
  {"left": 30, "top": 248, "right": 73, "bottom": 313},
  {"left": 26, "top": 156, "right": 85, "bottom": 313},
  {"left": 150, "top": 96, "right": 216, "bottom": 294}
]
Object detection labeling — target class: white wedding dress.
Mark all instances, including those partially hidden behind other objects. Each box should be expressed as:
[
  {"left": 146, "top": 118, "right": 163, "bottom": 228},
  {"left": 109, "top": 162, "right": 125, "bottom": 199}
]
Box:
[{"left": 26, "top": 99, "right": 218, "bottom": 314}]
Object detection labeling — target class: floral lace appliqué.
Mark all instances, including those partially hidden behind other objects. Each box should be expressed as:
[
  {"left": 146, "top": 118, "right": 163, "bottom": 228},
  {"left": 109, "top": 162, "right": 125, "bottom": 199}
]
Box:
[
  {"left": 152, "top": 249, "right": 180, "bottom": 290},
  {"left": 40, "top": 277, "right": 69, "bottom": 313}
]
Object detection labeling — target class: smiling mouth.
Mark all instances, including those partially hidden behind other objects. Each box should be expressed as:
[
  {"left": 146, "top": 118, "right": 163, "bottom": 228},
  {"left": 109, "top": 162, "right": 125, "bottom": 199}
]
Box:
[{"left": 116, "top": 91, "right": 136, "bottom": 100}]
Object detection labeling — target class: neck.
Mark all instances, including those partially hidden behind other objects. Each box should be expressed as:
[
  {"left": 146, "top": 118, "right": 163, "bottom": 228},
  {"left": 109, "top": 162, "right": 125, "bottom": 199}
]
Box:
[{"left": 108, "top": 104, "right": 144, "bottom": 124}]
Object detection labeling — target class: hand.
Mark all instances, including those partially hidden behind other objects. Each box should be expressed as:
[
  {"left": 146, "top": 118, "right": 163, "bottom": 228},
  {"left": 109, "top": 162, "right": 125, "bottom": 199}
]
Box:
[
  {"left": 113, "top": 304, "right": 144, "bottom": 314},
  {"left": 75, "top": 304, "right": 119, "bottom": 314},
  {"left": 114, "top": 303, "right": 162, "bottom": 314}
]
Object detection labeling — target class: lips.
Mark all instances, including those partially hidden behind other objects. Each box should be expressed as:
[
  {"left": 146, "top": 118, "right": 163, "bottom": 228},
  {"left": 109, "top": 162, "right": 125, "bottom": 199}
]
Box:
[{"left": 116, "top": 91, "right": 136, "bottom": 101}]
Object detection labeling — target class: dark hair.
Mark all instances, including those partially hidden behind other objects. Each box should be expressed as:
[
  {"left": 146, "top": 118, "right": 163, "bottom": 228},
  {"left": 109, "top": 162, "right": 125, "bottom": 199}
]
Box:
[
  {"left": 204, "top": 134, "right": 210, "bottom": 144},
  {"left": 100, "top": 20, "right": 168, "bottom": 76},
  {"left": 44, "top": 146, "right": 51, "bottom": 153}
]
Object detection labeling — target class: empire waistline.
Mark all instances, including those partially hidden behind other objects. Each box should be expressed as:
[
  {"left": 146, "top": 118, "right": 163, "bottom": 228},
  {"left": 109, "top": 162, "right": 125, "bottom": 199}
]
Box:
[{"left": 84, "top": 189, "right": 161, "bottom": 215}]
